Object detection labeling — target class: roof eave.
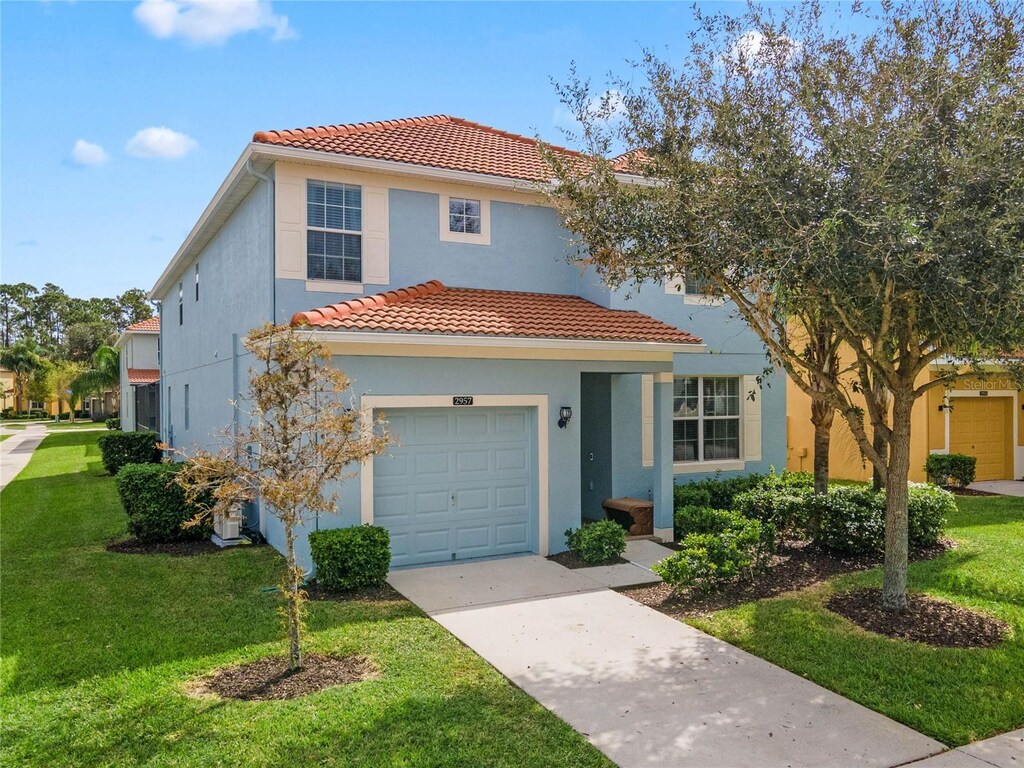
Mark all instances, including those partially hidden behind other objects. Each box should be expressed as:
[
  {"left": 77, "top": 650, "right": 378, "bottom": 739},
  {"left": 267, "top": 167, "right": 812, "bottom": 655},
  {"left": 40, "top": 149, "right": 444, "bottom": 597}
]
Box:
[{"left": 303, "top": 327, "right": 704, "bottom": 354}]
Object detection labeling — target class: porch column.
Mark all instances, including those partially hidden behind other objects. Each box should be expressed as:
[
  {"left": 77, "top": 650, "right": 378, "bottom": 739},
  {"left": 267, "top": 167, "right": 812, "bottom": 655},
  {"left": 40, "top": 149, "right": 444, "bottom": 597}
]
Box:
[{"left": 652, "top": 372, "right": 675, "bottom": 541}]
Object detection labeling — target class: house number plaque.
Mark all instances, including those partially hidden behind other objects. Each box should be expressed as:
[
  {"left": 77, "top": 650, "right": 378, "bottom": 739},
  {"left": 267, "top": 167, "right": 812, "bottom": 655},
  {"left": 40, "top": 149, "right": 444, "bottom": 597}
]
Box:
[{"left": 452, "top": 396, "right": 474, "bottom": 406}]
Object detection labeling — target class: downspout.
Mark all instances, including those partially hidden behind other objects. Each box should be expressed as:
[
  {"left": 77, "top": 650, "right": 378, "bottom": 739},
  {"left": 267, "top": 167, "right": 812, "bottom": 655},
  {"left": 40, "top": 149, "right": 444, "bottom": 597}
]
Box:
[{"left": 245, "top": 157, "right": 275, "bottom": 539}]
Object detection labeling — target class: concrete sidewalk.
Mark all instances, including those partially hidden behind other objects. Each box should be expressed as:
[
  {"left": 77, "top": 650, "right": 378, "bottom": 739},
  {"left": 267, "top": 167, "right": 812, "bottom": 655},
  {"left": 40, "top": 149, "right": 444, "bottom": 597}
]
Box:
[
  {"left": 969, "top": 480, "right": 1024, "bottom": 497},
  {"left": 389, "top": 556, "right": 944, "bottom": 768},
  {"left": 0, "top": 424, "right": 48, "bottom": 491},
  {"left": 905, "top": 728, "right": 1023, "bottom": 767}
]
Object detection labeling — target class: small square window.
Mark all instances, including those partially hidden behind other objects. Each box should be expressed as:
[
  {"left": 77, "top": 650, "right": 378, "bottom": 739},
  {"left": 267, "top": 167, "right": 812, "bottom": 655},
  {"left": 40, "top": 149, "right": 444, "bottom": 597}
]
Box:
[{"left": 448, "top": 197, "right": 482, "bottom": 234}]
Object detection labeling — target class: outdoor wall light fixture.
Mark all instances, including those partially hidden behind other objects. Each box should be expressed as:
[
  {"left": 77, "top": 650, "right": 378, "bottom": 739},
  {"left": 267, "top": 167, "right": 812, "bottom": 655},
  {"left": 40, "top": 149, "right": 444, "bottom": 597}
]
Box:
[{"left": 558, "top": 406, "right": 573, "bottom": 429}]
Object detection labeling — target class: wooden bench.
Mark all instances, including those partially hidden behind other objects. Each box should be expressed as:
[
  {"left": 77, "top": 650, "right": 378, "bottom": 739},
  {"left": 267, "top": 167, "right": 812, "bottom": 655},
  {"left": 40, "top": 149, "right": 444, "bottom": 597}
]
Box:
[{"left": 601, "top": 497, "right": 654, "bottom": 536}]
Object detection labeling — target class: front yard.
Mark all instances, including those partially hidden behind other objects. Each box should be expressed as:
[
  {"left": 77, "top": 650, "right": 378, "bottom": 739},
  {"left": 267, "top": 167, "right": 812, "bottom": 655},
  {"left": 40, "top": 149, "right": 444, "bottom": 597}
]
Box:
[
  {"left": 684, "top": 494, "right": 1024, "bottom": 746},
  {"left": 0, "top": 432, "right": 611, "bottom": 767}
]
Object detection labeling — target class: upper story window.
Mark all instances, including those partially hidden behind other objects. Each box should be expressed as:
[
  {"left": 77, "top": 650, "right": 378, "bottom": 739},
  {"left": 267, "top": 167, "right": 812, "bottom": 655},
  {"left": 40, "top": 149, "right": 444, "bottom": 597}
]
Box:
[
  {"left": 673, "top": 376, "right": 740, "bottom": 463},
  {"left": 448, "top": 198, "right": 482, "bottom": 234},
  {"left": 439, "top": 193, "right": 490, "bottom": 245},
  {"left": 178, "top": 282, "right": 183, "bottom": 326},
  {"left": 307, "top": 180, "right": 362, "bottom": 283},
  {"left": 684, "top": 274, "right": 717, "bottom": 297},
  {"left": 665, "top": 271, "right": 725, "bottom": 305},
  {"left": 194, "top": 263, "right": 200, "bottom": 301}
]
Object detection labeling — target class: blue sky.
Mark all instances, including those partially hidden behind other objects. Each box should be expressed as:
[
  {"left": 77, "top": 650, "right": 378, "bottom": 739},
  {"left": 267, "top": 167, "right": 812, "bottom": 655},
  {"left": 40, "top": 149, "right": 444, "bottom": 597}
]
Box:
[{"left": 1, "top": 1, "right": 745, "bottom": 299}]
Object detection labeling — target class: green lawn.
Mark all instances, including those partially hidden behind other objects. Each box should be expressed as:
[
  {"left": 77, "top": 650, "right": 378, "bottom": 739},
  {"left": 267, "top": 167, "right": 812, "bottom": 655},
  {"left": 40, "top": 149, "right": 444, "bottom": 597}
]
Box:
[
  {"left": 0, "top": 434, "right": 10, "bottom": 442},
  {"left": 690, "top": 494, "right": 1024, "bottom": 746},
  {"left": 0, "top": 432, "right": 611, "bottom": 768},
  {"left": 1, "top": 422, "right": 28, "bottom": 430},
  {"left": 45, "top": 421, "right": 108, "bottom": 430}
]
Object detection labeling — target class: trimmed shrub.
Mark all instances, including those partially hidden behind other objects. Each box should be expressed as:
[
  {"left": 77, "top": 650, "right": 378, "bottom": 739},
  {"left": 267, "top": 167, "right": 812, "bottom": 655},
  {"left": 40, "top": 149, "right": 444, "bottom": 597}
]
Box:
[
  {"left": 565, "top": 519, "right": 627, "bottom": 564},
  {"left": 925, "top": 453, "right": 977, "bottom": 489},
  {"left": 675, "top": 474, "right": 766, "bottom": 510},
  {"left": 673, "top": 483, "right": 712, "bottom": 510},
  {"left": 674, "top": 505, "right": 743, "bottom": 538},
  {"left": 653, "top": 516, "right": 768, "bottom": 592},
  {"left": 905, "top": 483, "right": 953, "bottom": 548},
  {"left": 810, "top": 486, "right": 886, "bottom": 554},
  {"left": 97, "top": 431, "right": 161, "bottom": 474},
  {"left": 115, "top": 463, "right": 210, "bottom": 543},
  {"left": 734, "top": 484, "right": 810, "bottom": 539},
  {"left": 105, "top": 417, "right": 121, "bottom": 431},
  {"left": 309, "top": 525, "right": 391, "bottom": 592}
]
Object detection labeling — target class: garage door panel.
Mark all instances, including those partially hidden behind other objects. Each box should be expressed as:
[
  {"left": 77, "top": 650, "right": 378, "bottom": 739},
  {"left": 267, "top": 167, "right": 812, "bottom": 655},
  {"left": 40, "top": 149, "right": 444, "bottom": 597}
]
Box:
[
  {"left": 496, "top": 521, "right": 529, "bottom": 547},
  {"left": 374, "top": 406, "right": 535, "bottom": 567},
  {"left": 950, "top": 397, "right": 1012, "bottom": 481}
]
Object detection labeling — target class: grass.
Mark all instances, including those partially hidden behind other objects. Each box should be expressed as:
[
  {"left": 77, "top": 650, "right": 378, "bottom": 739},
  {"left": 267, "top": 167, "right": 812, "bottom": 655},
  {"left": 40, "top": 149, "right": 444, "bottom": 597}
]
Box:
[
  {"left": 45, "top": 421, "right": 108, "bottom": 430},
  {"left": 1, "top": 422, "right": 28, "bottom": 430},
  {"left": 0, "top": 434, "right": 10, "bottom": 442},
  {"left": 690, "top": 494, "right": 1024, "bottom": 747},
  {"left": 0, "top": 432, "right": 611, "bottom": 768}
]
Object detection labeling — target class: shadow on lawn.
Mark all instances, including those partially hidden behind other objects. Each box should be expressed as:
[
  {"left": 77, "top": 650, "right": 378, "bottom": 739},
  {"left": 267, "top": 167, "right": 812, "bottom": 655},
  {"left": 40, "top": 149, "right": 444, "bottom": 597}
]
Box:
[{"left": 1, "top": 434, "right": 417, "bottom": 696}]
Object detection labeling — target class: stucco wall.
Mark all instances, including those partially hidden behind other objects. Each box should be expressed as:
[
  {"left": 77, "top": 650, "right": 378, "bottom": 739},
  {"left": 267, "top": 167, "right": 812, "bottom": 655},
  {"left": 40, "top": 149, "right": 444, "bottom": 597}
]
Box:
[
  {"left": 261, "top": 354, "right": 674, "bottom": 571},
  {"left": 158, "top": 182, "right": 273, "bottom": 451}
]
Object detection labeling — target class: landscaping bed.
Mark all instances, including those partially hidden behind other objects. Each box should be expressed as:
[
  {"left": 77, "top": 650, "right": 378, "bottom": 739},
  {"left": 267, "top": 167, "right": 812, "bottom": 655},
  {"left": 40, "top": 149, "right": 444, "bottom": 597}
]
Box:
[
  {"left": 825, "top": 588, "right": 1008, "bottom": 648},
  {"left": 187, "top": 653, "right": 379, "bottom": 701},
  {"left": 105, "top": 536, "right": 223, "bottom": 557},
  {"left": 621, "top": 537, "right": 951, "bottom": 619},
  {"left": 547, "top": 551, "right": 629, "bottom": 569}
]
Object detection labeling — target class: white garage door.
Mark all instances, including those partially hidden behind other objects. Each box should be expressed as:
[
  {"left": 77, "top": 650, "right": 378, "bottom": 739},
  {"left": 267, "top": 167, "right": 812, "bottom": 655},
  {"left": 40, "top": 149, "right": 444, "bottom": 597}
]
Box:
[{"left": 374, "top": 407, "right": 535, "bottom": 567}]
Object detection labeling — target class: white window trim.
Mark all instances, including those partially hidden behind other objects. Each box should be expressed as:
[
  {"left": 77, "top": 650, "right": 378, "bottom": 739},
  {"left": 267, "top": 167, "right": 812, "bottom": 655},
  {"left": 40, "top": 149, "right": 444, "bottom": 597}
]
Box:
[
  {"left": 439, "top": 193, "right": 491, "bottom": 245},
  {"left": 304, "top": 279, "right": 363, "bottom": 294},
  {"left": 359, "top": 394, "right": 548, "bottom": 555},
  {"left": 307, "top": 180, "right": 364, "bottom": 284},
  {"left": 672, "top": 375, "right": 757, "bottom": 474},
  {"left": 664, "top": 273, "right": 727, "bottom": 306}
]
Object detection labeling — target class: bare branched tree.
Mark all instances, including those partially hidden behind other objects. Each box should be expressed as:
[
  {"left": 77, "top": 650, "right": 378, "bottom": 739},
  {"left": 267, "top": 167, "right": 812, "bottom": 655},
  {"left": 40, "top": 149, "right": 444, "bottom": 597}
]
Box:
[{"left": 173, "top": 323, "right": 393, "bottom": 670}]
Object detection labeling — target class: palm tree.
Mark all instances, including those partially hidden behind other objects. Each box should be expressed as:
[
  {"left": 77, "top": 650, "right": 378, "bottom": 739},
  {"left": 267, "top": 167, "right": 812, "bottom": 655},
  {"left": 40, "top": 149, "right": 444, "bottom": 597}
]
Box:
[
  {"left": 0, "top": 340, "right": 43, "bottom": 413},
  {"left": 72, "top": 345, "right": 119, "bottom": 417}
]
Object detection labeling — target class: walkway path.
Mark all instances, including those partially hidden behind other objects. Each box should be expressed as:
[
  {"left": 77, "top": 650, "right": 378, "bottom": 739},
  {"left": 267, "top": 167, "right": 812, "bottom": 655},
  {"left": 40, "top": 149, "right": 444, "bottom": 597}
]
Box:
[
  {"left": 389, "top": 555, "right": 944, "bottom": 768},
  {"left": 0, "top": 424, "right": 49, "bottom": 491},
  {"left": 969, "top": 480, "right": 1024, "bottom": 497},
  {"left": 905, "top": 728, "right": 1022, "bottom": 767}
]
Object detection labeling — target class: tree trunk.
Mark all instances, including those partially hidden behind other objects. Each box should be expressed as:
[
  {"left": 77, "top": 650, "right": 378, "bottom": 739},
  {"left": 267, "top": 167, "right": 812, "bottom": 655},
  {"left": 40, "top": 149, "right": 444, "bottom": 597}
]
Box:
[
  {"left": 881, "top": 393, "right": 913, "bottom": 611},
  {"left": 870, "top": 377, "right": 889, "bottom": 492},
  {"left": 810, "top": 397, "right": 834, "bottom": 495},
  {"left": 283, "top": 519, "right": 304, "bottom": 671}
]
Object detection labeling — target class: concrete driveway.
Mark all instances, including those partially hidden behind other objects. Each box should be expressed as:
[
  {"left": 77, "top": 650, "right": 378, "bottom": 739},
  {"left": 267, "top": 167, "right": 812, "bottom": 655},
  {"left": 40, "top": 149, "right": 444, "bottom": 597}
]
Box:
[
  {"left": 389, "top": 555, "right": 944, "bottom": 768},
  {"left": 969, "top": 480, "right": 1024, "bottom": 496}
]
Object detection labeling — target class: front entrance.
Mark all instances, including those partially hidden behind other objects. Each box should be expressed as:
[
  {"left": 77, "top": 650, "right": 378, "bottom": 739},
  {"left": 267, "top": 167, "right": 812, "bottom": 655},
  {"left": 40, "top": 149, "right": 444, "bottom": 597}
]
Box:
[
  {"left": 373, "top": 406, "right": 536, "bottom": 567},
  {"left": 950, "top": 396, "right": 1014, "bottom": 481}
]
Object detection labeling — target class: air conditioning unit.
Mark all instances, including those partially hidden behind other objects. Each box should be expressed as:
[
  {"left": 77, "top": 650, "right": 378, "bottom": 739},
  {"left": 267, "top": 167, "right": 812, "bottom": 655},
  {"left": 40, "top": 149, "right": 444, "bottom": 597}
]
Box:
[{"left": 212, "top": 515, "right": 245, "bottom": 546}]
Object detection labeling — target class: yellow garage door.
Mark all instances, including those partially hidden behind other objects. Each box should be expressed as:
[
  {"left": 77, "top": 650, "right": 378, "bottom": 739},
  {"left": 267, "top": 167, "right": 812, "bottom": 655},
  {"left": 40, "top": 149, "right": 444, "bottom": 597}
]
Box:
[{"left": 949, "top": 397, "right": 1014, "bottom": 481}]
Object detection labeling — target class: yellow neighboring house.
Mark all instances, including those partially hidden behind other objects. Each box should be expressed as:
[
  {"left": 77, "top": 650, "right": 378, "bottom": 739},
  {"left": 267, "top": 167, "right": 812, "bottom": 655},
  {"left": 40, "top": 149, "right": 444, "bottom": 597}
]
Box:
[
  {"left": 0, "top": 366, "right": 60, "bottom": 416},
  {"left": 788, "top": 363, "right": 1023, "bottom": 483}
]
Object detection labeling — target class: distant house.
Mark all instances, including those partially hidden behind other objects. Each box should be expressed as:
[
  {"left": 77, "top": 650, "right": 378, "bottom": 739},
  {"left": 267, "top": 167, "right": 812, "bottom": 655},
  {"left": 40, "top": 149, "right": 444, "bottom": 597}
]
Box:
[
  {"left": 115, "top": 317, "right": 160, "bottom": 432},
  {"left": 1, "top": 366, "right": 60, "bottom": 416},
  {"left": 149, "top": 115, "right": 786, "bottom": 568}
]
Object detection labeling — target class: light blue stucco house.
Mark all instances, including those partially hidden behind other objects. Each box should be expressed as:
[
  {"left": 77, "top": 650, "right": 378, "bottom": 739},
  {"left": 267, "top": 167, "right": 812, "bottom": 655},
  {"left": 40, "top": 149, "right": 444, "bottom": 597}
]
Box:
[{"left": 148, "top": 115, "right": 786, "bottom": 569}]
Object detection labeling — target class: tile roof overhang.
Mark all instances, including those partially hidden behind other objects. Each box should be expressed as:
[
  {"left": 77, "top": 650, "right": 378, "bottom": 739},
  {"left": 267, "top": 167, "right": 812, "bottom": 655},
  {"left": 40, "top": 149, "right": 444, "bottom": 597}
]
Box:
[
  {"left": 290, "top": 280, "right": 702, "bottom": 353},
  {"left": 125, "top": 317, "right": 160, "bottom": 333},
  {"left": 150, "top": 115, "right": 647, "bottom": 300},
  {"left": 127, "top": 368, "right": 160, "bottom": 385}
]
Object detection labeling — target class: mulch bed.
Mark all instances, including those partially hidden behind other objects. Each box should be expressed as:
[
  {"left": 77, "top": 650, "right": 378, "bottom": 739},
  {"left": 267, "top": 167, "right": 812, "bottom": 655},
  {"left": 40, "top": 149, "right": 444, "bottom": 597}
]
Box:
[
  {"left": 188, "top": 654, "right": 379, "bottom": 701},
  {"left": 619, "top": 538, "right": 954, "bottom": 619},
  {"left": 547, "top": 551, "right": 629, "bottom": 569},
  {"left": 826, "top": 588, "right": 1009, "bottom": 648},
  {"left": 106, "top": 537, "right": 222, "bottom": 557},
  {"left": 304, "top": 580, "right": 406, "bottom": 603},
  {"left": 949, "top": 486, "right": 1001, "bottom": 497}
]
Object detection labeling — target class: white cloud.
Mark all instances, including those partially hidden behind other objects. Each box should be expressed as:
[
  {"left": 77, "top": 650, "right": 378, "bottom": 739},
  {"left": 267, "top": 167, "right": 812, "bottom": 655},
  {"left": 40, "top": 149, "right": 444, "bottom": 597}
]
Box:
[
  {"left": 125, "top": 127, "right": 198, "bottom": 159},
  {"left": 71, "top": 139, "right": 109, "bottom": 166},
  {"left": 727, "top": 30, "right": 801, "bottom": 70},
  {"left": 553, "top": 89, "right": 626, "bottom": 129},
  {"left": 133, "top": 0, "right": 295, "bottom": 45}
]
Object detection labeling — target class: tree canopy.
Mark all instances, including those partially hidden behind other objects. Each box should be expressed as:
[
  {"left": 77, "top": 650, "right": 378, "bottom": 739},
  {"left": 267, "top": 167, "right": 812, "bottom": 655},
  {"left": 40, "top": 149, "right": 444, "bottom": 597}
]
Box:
[{"left": 545, "top": 0, "right": 1024, "bottom": 609}]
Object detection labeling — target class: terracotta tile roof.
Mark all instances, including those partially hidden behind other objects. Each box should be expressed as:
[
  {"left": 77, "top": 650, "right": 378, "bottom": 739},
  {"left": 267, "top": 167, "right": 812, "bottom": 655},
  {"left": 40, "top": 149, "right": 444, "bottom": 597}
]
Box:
[
  {"left": 125, "top": 317, "right": 160, "bottom": 332},
  {"left": 127, "top": 368, "right": 160, "bottom": 385},
  {"left": 291, "top": 280, "right": 701, "bottom": 345},
  {"left": 253, "top": 115, "right": 593, "bottom": 183}
]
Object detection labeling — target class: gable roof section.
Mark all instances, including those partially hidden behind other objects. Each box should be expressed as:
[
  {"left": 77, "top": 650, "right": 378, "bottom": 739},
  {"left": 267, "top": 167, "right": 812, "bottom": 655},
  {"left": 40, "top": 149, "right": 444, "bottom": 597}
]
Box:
[
  {"left": 125, "top": 317, "right": 160, "bottom": 333},
  {"left": 291, "top": 280, "right": 701, "bottom": 346},
  {"left": 253, "top": 115, "right": 590, "bottom": 183}
]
